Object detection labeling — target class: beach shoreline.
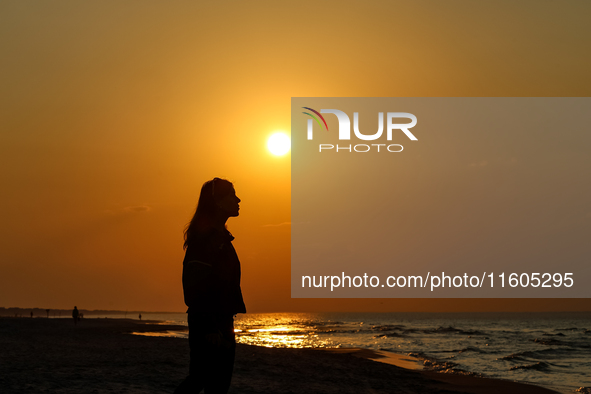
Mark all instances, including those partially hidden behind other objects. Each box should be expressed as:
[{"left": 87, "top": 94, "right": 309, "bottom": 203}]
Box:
[
  {"left": 0, "top": 317, "right": 560, "bottom": 393},
  {"left": 312, "top": 347, "right": 563, "bottom": 394}
]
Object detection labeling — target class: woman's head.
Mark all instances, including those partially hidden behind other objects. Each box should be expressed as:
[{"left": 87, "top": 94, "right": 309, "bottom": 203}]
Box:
[{"left": 184, "top": 177, "right": 240, "bottom": 248}]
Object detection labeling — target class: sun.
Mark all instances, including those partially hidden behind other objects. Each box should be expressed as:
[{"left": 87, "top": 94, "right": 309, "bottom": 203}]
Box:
[{"left": 267, "top": 132, "right": 291, "bottom": 156}]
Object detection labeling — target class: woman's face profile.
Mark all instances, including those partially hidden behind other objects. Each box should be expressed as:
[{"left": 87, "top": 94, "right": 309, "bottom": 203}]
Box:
[{"left": 217, "top": 187, "right": 241, "bottom": 217}]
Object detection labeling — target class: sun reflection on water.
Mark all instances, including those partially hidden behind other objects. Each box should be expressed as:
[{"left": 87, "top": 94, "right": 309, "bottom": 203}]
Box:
[{"left": 234, "top": 314, "right": 340, "bottom": 349}]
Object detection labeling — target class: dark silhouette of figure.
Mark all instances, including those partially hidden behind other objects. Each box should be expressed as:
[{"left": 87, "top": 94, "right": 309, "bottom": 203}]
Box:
[
  {"left": 139, "top": 313, "right": 142, "bottom": 321},
  {"left": 46, "top": 309, "right": 50, "bottom": 318},
  {"left": 174, "top": 177, "right": 246, "bottom": 394},
  {"left": 30, "top": 311, "right": 33, "bottom": 318},
  {"left": 72, "top": 306, "right": 80, "bottom": 325}
]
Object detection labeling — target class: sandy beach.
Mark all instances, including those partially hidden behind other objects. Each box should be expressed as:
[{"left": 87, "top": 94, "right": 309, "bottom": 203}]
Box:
[{"left": 0, "top": 317, "right": 559, "bottom": 394}]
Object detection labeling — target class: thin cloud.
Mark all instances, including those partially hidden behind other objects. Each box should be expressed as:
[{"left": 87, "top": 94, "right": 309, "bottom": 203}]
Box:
[
  {"left": 104, "top": 205, "right": 153, "bottom": 215},
  {"left": 124, "top": 205, "right": 152, "bottom": 213},
  {"left": 469, "top": 160, "right": 488, "bottom": 167},
  {"left": 262, "top": 222, "right": 291, "bottom": 227}
]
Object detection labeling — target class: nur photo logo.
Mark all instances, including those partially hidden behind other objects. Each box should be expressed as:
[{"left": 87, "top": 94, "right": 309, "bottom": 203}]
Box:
[{"left": 302, "top": 107, "right": 418, "bottom": 153}]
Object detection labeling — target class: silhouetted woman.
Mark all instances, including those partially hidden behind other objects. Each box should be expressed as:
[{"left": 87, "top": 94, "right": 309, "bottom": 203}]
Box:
[{"left": 175, "top": 177, "right": 246, "bottom": 394}]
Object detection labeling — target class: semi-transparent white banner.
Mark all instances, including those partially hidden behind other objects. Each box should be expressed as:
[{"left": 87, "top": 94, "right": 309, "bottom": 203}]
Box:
[{"left": 292, "top": 98, "right": 590, "bottom": 298}]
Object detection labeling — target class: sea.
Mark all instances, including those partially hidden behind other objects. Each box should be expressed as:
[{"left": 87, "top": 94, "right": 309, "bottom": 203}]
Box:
[{"left": 90, "top": 311, "right": 591, "bottom": 394}]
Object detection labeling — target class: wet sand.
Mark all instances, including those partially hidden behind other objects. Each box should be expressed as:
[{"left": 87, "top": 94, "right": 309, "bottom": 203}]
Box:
[{"left": 0, "top": 317, "right": 559, "bottom": 393}]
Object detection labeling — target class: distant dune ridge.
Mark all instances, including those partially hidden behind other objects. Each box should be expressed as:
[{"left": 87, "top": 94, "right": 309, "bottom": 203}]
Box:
[{"left": 0, "top": 317, "right": 559, "bottom": 394}]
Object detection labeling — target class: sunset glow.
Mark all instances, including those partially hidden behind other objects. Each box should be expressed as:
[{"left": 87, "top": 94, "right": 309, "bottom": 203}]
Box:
[{"left": 0, "top": 1, "right": 589, "bottom": 314}]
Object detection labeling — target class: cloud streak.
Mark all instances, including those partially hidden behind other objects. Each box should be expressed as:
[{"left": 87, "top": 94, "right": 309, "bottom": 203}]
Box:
[{"left": 262, "top": 222, "right": 291, "bottom": 227}]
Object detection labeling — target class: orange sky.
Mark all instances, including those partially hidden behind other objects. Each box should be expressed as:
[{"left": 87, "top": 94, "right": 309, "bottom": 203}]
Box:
[{"left": 1, "top": 1, "right": 590, "bottom": 312}]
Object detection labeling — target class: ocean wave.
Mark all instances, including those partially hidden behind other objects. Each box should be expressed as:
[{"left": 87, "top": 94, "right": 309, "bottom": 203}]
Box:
[
  {"left": 409, "top": 352, "right": 458, "bottom": 370},
  {"left": 509, "top": 362, "right": 551, "bottom": 372},
  {"left": 496, "top": 347, "right": 569, "bottom": 363},
  {"left": 438, "top": 346, "right": 487, "bottom": 354},
  {"left": 373, "top": 332, "right": 406, "bottom": 338},
  {"left": 421, "top": 326, "right": 487, "bottom": 336},
  {"left": 457, "top": 346, "right": 484, "bottom": 354},
  {"left": 532, "top": 338, "right": 564, "bottom": 346},
  {"left": 405, "top": 352, "right": 481, "bottom": 375},
  {"left": 497, "top": 354, "right": 528, "bottom": 362},
  {"left": 371, "top": 324, "right": 406, "bottom": 331}
]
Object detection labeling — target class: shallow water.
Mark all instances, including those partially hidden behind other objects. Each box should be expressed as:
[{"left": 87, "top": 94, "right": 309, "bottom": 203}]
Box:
[{"left": 111, "top": 311, "right": 591, "bottom": 393}]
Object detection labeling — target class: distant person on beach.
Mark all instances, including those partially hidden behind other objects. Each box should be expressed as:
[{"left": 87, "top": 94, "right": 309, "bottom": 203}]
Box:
[
  {"left": 72, "top": 306, "right": 79, "bottom": 325},
  {"left": 174, "top": 177, "right": 246, "bottom": 394},
  {"left": 139, "top": 313, "right": 142, "bottom": 321}
]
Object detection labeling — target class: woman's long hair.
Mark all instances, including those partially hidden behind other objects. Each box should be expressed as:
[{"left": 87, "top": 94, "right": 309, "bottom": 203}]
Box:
[{"left": 183, "top": 177, "right": 234, "bottom": 250}]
